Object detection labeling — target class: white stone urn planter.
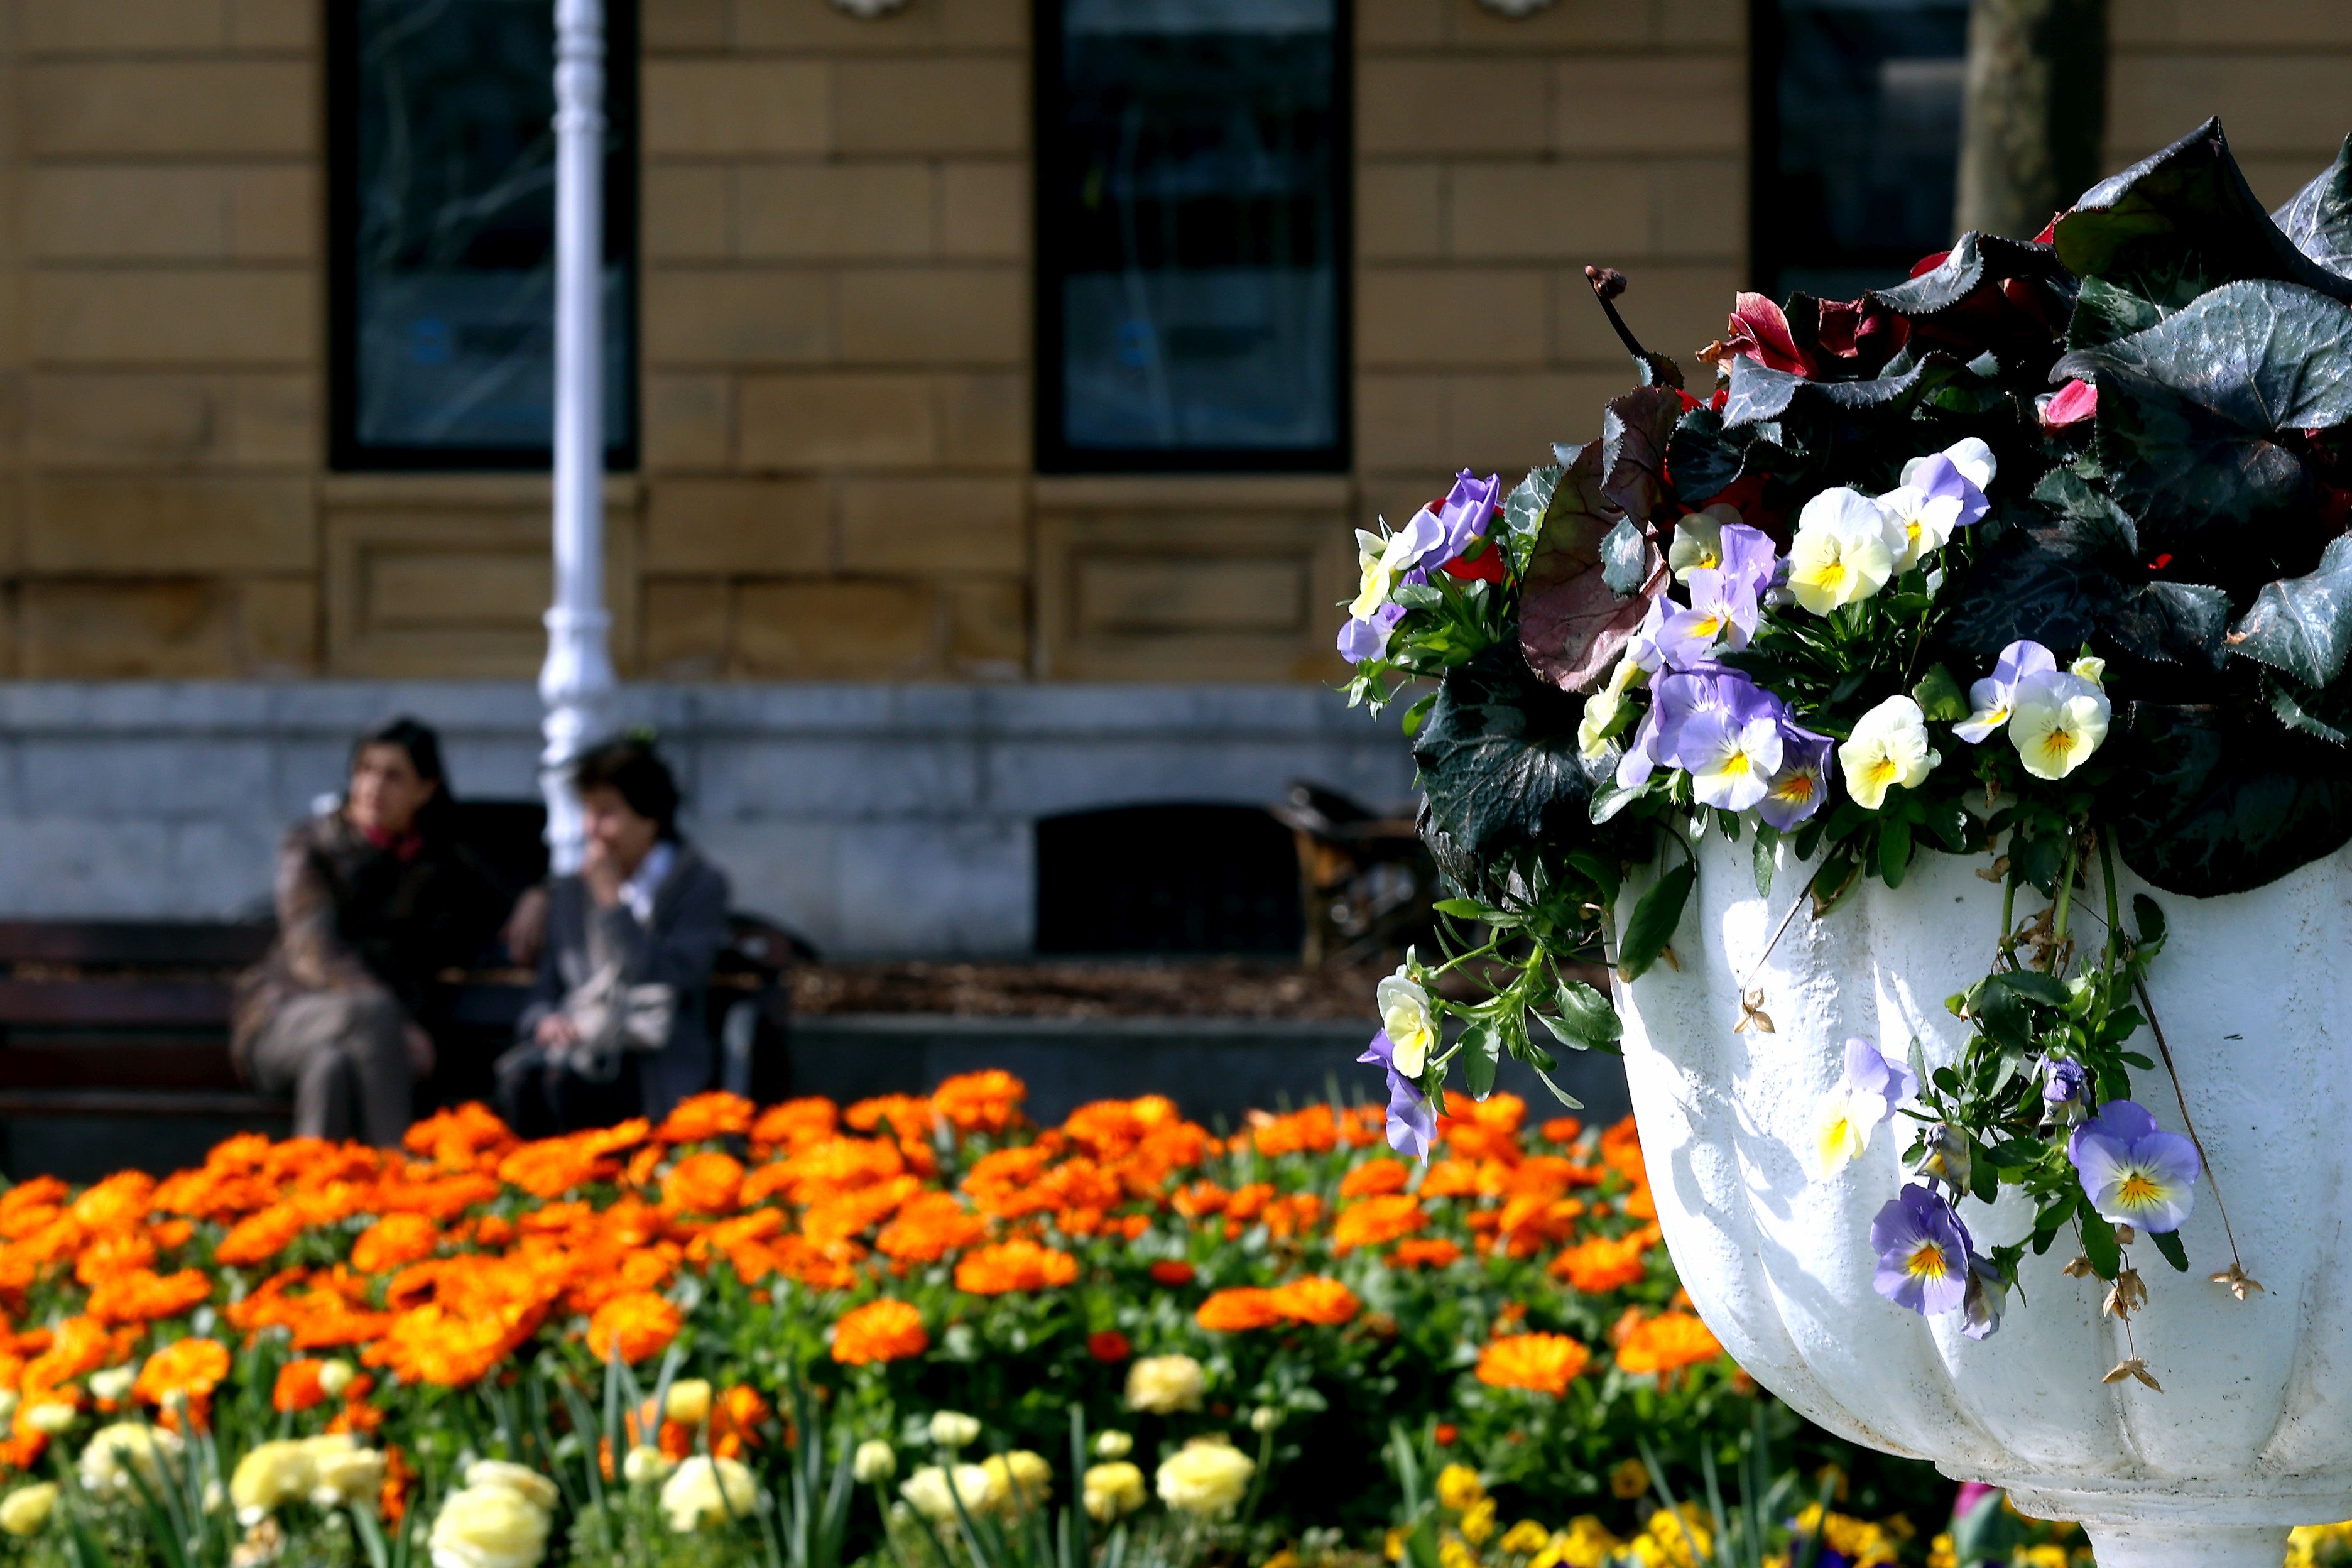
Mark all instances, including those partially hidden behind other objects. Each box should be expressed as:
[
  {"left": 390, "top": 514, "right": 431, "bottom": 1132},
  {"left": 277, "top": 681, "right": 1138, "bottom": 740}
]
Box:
[{"left": 1613, "top": 834, "right": 2352, "bottom": 1568}]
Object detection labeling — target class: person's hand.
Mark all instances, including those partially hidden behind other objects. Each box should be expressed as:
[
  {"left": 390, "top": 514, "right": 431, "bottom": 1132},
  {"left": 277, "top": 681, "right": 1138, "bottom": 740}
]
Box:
[
  {"left": 580, "top": 838, "right": 625, "bottom": 909},
  {"left": 502, "top": 885, "right": 550, "bottom": 967},
  {"left": 403, "top": 1023, "right": 436, "bottom": 1077},
  {"left": 535, "top": 1013, "right": 580, "bottom": 1054}
]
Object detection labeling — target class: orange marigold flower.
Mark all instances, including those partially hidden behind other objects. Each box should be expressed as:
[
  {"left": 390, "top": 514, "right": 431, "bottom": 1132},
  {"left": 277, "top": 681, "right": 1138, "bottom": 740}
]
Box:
[
  {"left": 351, "top": 1212, "right": 440, "bottom": 1275},
  {"left": 1474, "top": 1332, "right": 1591, "bottom": 1396},
  {"left": 1540, "top": 1116, "right": 1584, "bottom": 1145},
  {"left": 272, "top": 1359, "right": 330, "bottom": 1414},
  {"left": 74, "top": 1228, "right": 160, "bottom": 1287},
  {"left": 953, "top": 1238, "right": 1079, "bottom": 1296},
  {"left": 662, "top": 1151, "right": 746, "bottom": 1215},
  {"left": 1268, "top": 1276, "right": 1360, "bottom": 1326},
  {"left": 1170, "top": 1180, "right": 1229, "bottom": 1219},
  {"left": 875, "top": 1193, "right": 988, "bottom": 1263},
  {"left": 749, "top": 1097, "right": 839, "bottom": 1155},
  {"left": 1195, "top": 1287, "right": 1283, "bottom": 1332},
  {"left": 1259, "top": 1193, "right": 1322, "bottom": 1240},
  {"left": 1087, "top": 1329, "right": 1131, "bottom": 1363},
  {"left": 1417, "top": 1160, "right": 1479, "bottom": 1199},
  {"left": 1623, "top": 1182, "right": 1657, "bottom": 1221},
  {"left": 215, "top": 1204, "right": 308, "bottom": 1267},
  {"left": 1550, "top": 1232, "right": 1651, "bottom": 1293},
  {"left": 1616, "top": 1311, "right": 1724, "bottom": 1375},
  {"left": 1337, "top": 1160, "right": 1410, "bottom": 1199},
  {"left": 86, "top": 1266, "right": 210, "bottom": 1325},
  {"left": 587, "top": 1291, "right": 683, "bottom": 1364},
  {"left": 931, "top": 1070, "right": 1028, "bottom": 1135},
  {"left": 844, "top": 1094, "right": 935, "bottom": 1140},
  {"left": 832, "top": 1298, "right": 928, "bottom": 1365},
  {"left": 710, "top": 1384, "right": 771, "bottom": 1459},
  {"left": 71, "top": 1171, "right": 156, "bottom": 1233},
  {"left": 403, "top": 1102, "right": 518, "bottom": 1170},
  {"left": 380, "top": 1445, "right": 415, "bottom": 1525},
  {"left": 1389, "top": 1238, "right": 1463, "bottom": 1270},
  {"left": 1246, "top": 1106, "right": 1339, "bottom": 1158},
  {"left": 1332, "top": 1194, "right": 1423, "bottom": 1255},
  {"left": 1148, "top": 1260, "right": 1196, "bottom": 1287},
  {"left": 658, "top": 1091, "right": 754, "bottom": 1144},
  {"left": 135, "top": 1337, "right": 231, "bottom": 1407},
  {"left": 1599, "top": 1115, "right": 1647, "bottom": 1185}
]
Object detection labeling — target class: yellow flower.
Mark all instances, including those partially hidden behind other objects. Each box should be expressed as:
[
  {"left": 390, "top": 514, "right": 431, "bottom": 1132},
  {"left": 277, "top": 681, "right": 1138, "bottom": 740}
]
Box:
[
  {"left": 901, "top": 1464, "right": 991, "bottom": 1523},
  {"left": 0, "top": 1483, "right": 56, "bottom": 1538},
  {"left": 1125, "top": 1355, "right": 1206, "bottom": 1414},
  {"left": 1501, "top": 1520, "right": 1552, "bottom": 1556},
  {"left": 1535, "top": 1517, "right": 1625, "bottom": 1568},
  {"left": 1440, "top": 1540, "right": 1479, "bottom": 1568},
  {"left": 664, "top": 1379, "right": 714, "bottom": 1425},
  {"left": 979, "top": 1451, "right": 1054, "bottom": 1514},
  {"left": 1787, "top": 489, "right": 1894, "bottom": 614},
  {"left": 1377, "top": 969, "right": 1439, "bottom": 1078},
  {"left": 316, "top": 1361, "right": 356, "bottom": 1398},
  {"left": 1388, "top": 1528, "right": 1408, "bottom": 1563},
  {"left": 928, "top": 1411, "right": 982, "bottom": 1449},
  {"left": 310, "top": 1439, "right": 385, "bottom": 1511},
  {"left": 624, "top": 1446, "right": 675, "bottom": 1486},
  {"left": 78, "top": 1422, "right": 185, "bottom": 1497},
  {"left": 1838, "top": 695, "right": 1938, "bottom": 810},
  {"left": 852, "top": 1440, "right": 896, "bottom": 1484},
  {"left": 660, "top": 1456, "right": 761, "bottom": 1533},
  {"left": 428, "top": 1481, "right": 552, "bottom": 1568},
  {"left": 1092, "top": 1430, "right": 1135, "bottom": 1461},
  {"left": 1435, "top": 1464, "right": 1488, "bottom": 1512},
  {"left": 1156, "top": 1438, "right": 1256, "bottom": 1518},
  {"left": 1609, "top": 1458, "right": 1652, "bottom": 1500},
  {"left": 1634, "top": 1505, "right": 1714, "bottom": 1568},
  {"left": 231, "top": 1439, "right": 314, "bottom": 1522},
  {"left": 2008, "top": 672, "right": 2108, "bottom": 781},
  {"left": 1083, "top": 1461, "right": 1147, "bottom": 1522},
  {"left": 464, "top": 1461, "right": 560, "bottom": 1512},
  {"left": 1461, "top": 1498, "right": 1499, "bottom": 1547}
]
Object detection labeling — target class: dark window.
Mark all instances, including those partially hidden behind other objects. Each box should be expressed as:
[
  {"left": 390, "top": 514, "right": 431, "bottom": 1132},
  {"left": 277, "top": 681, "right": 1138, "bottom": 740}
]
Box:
[
  {"left": 1036, "top": 0, "right": 1349, "bottom": 473},
  {"left": 1753, "top": 0, "right": 1968, "bottom": 302},
  {"left": 1035, "top": 805, "right": 1302, "bottom": 956},
  {"left": 330, "top": 0, "right": 637, "bottom": 469}
]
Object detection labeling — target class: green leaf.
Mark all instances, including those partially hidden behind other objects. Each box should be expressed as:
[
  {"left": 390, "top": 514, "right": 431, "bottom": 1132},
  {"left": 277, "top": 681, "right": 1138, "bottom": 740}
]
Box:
[
  {"left": 2055, "top": 117, "right": 2352, "bottom": 305},
  {"left": 1519, "top": 441, "right": 1663, "bottom": 693},
  {"left": 1751, "top": 826, "right": 1777, "bottom": 898},
  {"left": 1461, "top": 1021, "right": 1502, "bottom": 1100},
  {"left": 1531, "top": 1064, "right": 1586, "bottom": 1111},
  {"left": 1998, "top": 971, "right": 2072, "bottom": 1006},
  {"left": 1599, "top": 386, "right": 1684, "bottom": 524},
  {"left": 2273, "top": 133, "right": 2352, "bottom": 280},
  {"left": 1601, "top": 516, "right": 1652, "bottom": 596},
  {"left": 1413, "top": 645, "right": 1608, "bottom": 898},
  {"left": 2052, "top": 279, "right": 2352, "bottom": 542},
  {"left": 1400, "top": 690, "right": 1439, "bottom": 736},
  {"left": 2149, "top": 1226, "right": 2191, "bottom": 1273},
  {"left": 1665, "top": 405, "right": 1747, "bottom": 503},
  {"left": 2066, "top": 276, "right": 2176, "bottom": 352},
  {"left": 2080, "top": 1209, "right": 2121, "bottom": 1279},
  {"left": 1550, "top": 979, "right": 1623, "bottom": 1052},
  {"left": 1616, "top": 861, "right": 1697, "bottom": 982},
  {"left": 2132, "top": 893, "right": 2167, "bottom": 953},
  {"left": 1911, "top": 663, "right": 1968, "bottom": 723},
  {"left": 2268, "top": 669, "right": 2352, "bottom": 746},
  {"left": 2231, "top": 533, "right": 2352, "bottom": 689},
  {"left": 1589, "top": 777, "right": 1643, "bottom": 826},
  {"left": 1877, "top": 819, "right": 1914, "bottom": 888},
  {"left": 1431, "top": 898, "right": 1489, "bottom": 919},
  {"left": 1504, "top": 463, "right": 1564, "bottom": 542},
  {"left": 2101, "top": 700, "right": 2352, "bottom": 896}
]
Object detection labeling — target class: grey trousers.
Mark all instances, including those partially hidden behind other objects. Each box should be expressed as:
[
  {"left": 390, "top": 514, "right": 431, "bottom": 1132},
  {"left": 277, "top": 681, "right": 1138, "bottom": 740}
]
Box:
[{"left": 242, "top": 990, "right": 413, "bottom": 1148}]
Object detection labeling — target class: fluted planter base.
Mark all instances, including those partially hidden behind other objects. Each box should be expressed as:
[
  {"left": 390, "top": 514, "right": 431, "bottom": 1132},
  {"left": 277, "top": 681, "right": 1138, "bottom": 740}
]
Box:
[{"left": 2082, "top": 1525, "right": 2291, "bottom": 1568}]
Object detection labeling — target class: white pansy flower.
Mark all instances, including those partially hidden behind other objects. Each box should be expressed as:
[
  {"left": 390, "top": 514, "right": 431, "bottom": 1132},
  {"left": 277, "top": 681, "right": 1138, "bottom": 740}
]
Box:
[
  {"left": 1667, "top": 503, "right": 1740, "bottom": 582},
  {"left": 2071, "top": 655, "right": 2106, "bottom": 687},
  {"left": 1787, "top": 489, "right": 1895, "bottom": 614},
  {"left": 2009, "top": 671, "right": 2111, "bottom": 780},
  {"left": 1375, "top": 968, "right": 1439, "bottom": 1077},
  {"left": 1348, "top": 511, "right": 1444, "bottom": 621},
  {"left": 1838, "top": 695, "right": 1939, "bottom": 810}
]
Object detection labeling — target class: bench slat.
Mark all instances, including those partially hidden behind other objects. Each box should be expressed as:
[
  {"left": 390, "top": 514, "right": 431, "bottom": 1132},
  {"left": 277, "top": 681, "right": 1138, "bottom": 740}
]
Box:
[
  {"left": 0, "top": 922, "right": 272, "bottom": 969},
  {"left": 0, "top": 979, "right": 232, "bottom": 1029},
  {"left": 0, "top": 1089, "right": 286, "bottom": 1119},
  {"left": 0, "top": 1043, "right": 243, "bottom": 1092}
]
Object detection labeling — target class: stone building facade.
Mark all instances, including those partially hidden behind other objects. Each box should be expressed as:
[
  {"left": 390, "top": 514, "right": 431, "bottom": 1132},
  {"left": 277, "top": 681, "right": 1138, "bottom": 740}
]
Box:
[{"left": 0, "top": 0, "right": 2344, "bottom": 947}]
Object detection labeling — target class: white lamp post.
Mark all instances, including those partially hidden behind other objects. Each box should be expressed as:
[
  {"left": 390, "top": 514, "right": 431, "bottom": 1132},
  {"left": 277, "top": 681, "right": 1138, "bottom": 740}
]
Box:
[{"left": 540, "top": 0, "right": 616, "bottom": 874}]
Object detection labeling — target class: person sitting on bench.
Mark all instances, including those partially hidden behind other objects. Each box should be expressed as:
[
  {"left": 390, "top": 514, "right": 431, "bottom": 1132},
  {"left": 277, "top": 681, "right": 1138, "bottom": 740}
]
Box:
[
  {"left": 495, "top": 739, "right": 730, "bottom": 1135},
  {"left": 232, "top": 718, "right": 506, "bottom": 1147}
]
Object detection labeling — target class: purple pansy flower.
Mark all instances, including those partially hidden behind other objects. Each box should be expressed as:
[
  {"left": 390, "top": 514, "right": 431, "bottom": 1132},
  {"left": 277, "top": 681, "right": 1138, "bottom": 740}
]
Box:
[
  {"left": 1679, "top": 707, "right": 1783, "bottom": 812},
  {"left": 1357, "top": 1029, "right": 1436, "bottom": 1160},
  {"left": 1870, "top": 1184, "right": 1974, "bottom": 1317},
  {"left": 1954, "top": 640, "right": 2057, "bottom": 744},
  {"left": 1657, "top": 567, "right": 1761, "bottom": 668},
  {"left": 1337, "top": 602, "right": 1407, "bottom": 663},
  {"left": 2067, "top": 1099, "right": 2199, "bottom": 1233},
  {"left": 1428, "top": 470, "right": 1503, "bottom": 565},
  {"left": 2040, "top": 1057, "right": 2089, "bottom": 1123},
  {"left": 1653, "top": 668, "right": 1775, "bottom": 770},
  {"left": 1756, "top": 724, "right": 1832, "bottom": 830},
  {"left": 1718, "top": 523, "right": 1779, "bottom": 603},
  {"left": 1615, "top": 705, "right": 1662, "bottom": 790}
]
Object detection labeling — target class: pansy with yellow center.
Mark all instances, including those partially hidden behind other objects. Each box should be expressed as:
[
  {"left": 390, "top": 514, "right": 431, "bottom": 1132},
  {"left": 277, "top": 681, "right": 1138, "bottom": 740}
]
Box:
[
  {"left": 1837, "top": 695, "right": 1938, "bottom": 810},
  {"left": 2008, "top": 669, "right": 2110, "bottom": 781},
  {"left": 2067, "top": 1099, "right": 2199, "bottom": 1233},
  {"left": 1870, "top": 1184, "right": 1973, "bottom": 1317},
  {"left": 1786, "top": 489, "right": 1894, "bottom": 614}
]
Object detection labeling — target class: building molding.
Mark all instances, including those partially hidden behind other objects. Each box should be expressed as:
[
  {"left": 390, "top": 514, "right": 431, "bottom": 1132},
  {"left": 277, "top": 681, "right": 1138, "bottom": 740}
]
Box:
[{"left": 829, "top": 0, "right": 912, "bottom": 16}]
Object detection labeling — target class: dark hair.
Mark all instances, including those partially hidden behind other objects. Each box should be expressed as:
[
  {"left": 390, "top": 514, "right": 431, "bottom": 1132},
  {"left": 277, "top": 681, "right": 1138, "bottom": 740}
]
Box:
[
  {"left": 351, "top": 716, "right": 455, "bottom": 836},
  {"left": 574, "top": 738, "right": 681, "bottom": 840}
]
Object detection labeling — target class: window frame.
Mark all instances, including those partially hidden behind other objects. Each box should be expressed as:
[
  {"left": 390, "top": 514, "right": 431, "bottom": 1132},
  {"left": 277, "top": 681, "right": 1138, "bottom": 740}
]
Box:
[
  {"left": 327, "top": 0, "right": 641, "bottom": 473},
  {"left": 1031, "top": 0, "right": 1354, "bottom": 477}
]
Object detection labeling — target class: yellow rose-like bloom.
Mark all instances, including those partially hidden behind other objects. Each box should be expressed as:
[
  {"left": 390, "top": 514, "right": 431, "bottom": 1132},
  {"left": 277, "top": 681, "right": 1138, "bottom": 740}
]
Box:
[
  {"left": 660, "top": 1456, "right": 761, "bottom": 1533},
  {"left": 1155, "top": 1439, "right": 1256, "bottom": 1519},
  {"left": 1461, "top": 1497, "right": 1498, "bottom": 1546},
  {"left": 1535, "top": 1517, "right": 1625, "bottom": 1568},
  {"left": 463, "top": 1461, "right": 560, "bottom": 1513},
  {"left": 1787, "top": 489, "right": 1894, "bottom": 614},
  {"left": 1635, "top": 1505, "right": 1714, "bottom": 1568},
  {"left": 852, "top": 1440, "right": 897, "bottom": 1484},
  {"left": 1609, "top": 1458, "right": 1652, "bottom": 1500},
  {"left": 23, "top": 1403, "right": 75, "bottom": 1436},
  {"left": 78, "top": 1422, "right": 185, "bottom": 1497},
  {"left": 88, "top": 1366, "right": 136, "bottom": 1403},
  {"left": 1501, "top": 1520, "right": 1552, "bottom": 1557},
  {"left": 1440, "top": 1540, "right": 1479, "bottom": 1568},
  {"left": 928, "top": 1410, "right": 982, "bottom": 1449},
  {"left": 0, "top": 1483, "right": 56, "bottom": 1539},
  {"left": 1083, "top": 1461, "right": 1148, "bottom": 1522},
  {"left": 1091, "top": 1430, "right": 1135, "bottom": 1461},
  {"left": 428, "top": 1482, "right": 552, "bottom": 1568},
  {"left": 624, "top": 1446, "right": 675, "bottom": 1486},
  {"left": 1434, "top": 1464, "right": 1486, "bottom": 1512},
  {"left": 1927, "top": 1532, "right": 1959, "bottom": 1568},
  {"left": 2008, "top": 672, "right": 2109, "bottom": 781},
  {"left": 979, "top": 1451, "right": 1053, "bottom": 1514},
  {"left": 1376, "top": 969, "right": 1438, "bottom": 1078},
  {"left": 901, "top": 1464, "right": 992, "bottom": 1523},
  {"left": 664, "top": 1378, "right": 714, "bottom": 1426},
  {"left": 316, "top": 1361, "right": 356, "bottom": 1398},
  {"left": 309, "top": 1439, "right": 385, "bottom": 1512},
  {"left": 230, "top": 1439, "right": 317, "bottom": 1521},
  {"left": 1124, "top": 1354, "right": 1205, "bottom": 1414},
  {"left": 1837, "top": 695, "right": 1937, "bottom": 810}
]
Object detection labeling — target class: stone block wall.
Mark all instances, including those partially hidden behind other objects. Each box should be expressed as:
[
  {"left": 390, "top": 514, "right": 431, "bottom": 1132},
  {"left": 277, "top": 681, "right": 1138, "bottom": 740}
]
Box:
[{"left": 0, "top": 0, "right": 2348, "bottom": 684}]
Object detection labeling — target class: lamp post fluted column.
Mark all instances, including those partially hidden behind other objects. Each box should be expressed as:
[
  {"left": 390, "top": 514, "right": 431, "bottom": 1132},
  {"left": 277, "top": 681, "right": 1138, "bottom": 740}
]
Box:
[{"left": 540, "top": 0, "right": 614, "bottom": 874}]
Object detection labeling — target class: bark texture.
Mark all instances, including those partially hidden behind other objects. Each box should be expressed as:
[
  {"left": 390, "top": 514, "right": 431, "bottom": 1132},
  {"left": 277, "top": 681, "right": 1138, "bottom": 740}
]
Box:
[{"left": 1954, "top": 0, "right": 2110, "bottom": 239}]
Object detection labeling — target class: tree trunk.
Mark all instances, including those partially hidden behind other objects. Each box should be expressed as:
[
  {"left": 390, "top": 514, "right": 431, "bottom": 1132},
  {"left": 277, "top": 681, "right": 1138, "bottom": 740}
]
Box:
[{"left": 1953, "top": 0, "right": 2110, "bottom": 239}]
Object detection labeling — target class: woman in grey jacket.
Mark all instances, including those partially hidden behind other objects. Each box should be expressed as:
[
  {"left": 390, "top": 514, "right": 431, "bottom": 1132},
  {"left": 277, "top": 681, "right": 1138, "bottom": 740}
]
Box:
[{"left": 496, "top": 740, "right": 730, "bottom": 1133}]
